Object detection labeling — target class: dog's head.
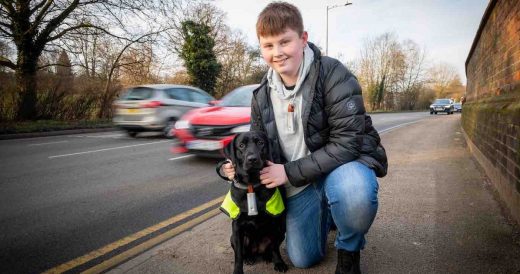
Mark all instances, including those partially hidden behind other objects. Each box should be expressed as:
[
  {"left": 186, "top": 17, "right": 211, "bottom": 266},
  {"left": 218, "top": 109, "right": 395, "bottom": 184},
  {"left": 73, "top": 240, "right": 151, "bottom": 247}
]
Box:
[{"left": 223, "top": 131, "right": 272, "bottom": 180}]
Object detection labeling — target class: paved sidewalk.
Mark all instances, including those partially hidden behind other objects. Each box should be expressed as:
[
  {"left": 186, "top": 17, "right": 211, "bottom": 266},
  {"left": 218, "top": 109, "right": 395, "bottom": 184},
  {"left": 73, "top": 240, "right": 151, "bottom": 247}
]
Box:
[{"left": 109, "top": 115, "right": 520, "bottom": 274}]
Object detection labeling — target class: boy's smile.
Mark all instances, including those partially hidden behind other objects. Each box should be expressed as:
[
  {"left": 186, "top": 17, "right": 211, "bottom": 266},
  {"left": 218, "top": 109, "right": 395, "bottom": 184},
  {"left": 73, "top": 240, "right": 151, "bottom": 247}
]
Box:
[{"left": 259, "top": 29, "right": 308, "bottom": 86}]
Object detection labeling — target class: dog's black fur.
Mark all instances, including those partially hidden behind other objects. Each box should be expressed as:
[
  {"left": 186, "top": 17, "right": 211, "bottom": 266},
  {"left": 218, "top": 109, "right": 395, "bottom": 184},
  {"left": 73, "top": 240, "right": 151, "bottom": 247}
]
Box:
[{"left": 223, "top": 131, "right": 288, "bottom": 274}]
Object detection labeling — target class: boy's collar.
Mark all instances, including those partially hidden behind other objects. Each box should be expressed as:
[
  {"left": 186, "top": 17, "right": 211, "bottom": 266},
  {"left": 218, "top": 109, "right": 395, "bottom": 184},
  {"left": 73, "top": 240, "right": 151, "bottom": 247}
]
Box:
[{"left": 306, "top": 42, "right": 321, "bottom": 60}]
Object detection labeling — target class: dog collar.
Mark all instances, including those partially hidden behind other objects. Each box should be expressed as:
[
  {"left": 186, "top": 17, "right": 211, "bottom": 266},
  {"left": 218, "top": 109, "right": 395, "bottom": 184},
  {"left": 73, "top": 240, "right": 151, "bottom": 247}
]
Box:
[{"left": 232, "top": 179, "right": 262, "bottom": 190}]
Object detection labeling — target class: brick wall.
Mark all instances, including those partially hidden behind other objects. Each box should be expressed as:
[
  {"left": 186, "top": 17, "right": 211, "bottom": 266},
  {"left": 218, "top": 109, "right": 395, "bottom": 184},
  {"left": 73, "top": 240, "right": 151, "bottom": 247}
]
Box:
[{"left": 463, "top": 0, "right": 520, "bottom": 224}]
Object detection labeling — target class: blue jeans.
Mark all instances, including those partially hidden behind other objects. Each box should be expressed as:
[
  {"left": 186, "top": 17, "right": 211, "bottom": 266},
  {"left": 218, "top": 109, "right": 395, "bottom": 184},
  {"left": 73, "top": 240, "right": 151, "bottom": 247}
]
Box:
[{"left": 285, "top": 161, "right": 379, "bottom": 268}]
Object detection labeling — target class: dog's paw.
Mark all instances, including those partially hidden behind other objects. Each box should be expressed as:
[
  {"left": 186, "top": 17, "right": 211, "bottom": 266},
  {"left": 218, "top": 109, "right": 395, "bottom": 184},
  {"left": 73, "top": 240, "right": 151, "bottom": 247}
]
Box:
[
  {"left": 233, "top": 268, "right": 244, "bottom": 274},
  {"left": 274, "top": 262, "right": 288, "bottom": 272},
  {"left": 244, "top": 257, "right": 256, "bottom": 265}
]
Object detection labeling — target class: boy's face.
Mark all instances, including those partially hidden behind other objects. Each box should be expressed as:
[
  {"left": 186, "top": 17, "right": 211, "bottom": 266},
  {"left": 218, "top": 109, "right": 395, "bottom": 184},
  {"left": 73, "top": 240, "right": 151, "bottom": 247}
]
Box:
[{"left": 259, "top": 28, "right": 308, "bottom": 83}]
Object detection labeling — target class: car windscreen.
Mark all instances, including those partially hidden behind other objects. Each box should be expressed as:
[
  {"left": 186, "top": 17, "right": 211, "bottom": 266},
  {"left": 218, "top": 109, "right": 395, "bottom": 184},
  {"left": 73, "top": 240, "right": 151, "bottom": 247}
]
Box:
[
  {"left": 434, "top": 99, "right": 451, "bottom": 105},
  {"left": 121, "top": 87, "right": 155, "bottom": 100},
  {"left": 219, "top": 86, "right": 257, "bottom": 107}
]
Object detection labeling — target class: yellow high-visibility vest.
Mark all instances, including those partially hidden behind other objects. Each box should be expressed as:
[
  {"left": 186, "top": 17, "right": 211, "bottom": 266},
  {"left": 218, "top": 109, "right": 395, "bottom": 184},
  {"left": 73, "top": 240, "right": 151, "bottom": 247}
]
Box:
[{"left": 220, "top": 188, "right": 285, "bottom": 219}]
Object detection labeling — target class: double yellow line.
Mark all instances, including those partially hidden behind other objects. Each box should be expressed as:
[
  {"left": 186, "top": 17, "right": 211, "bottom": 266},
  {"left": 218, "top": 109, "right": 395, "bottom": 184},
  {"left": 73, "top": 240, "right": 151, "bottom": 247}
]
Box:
[{"left": 43, "top": 196, "right": 224, "bottom": 274}]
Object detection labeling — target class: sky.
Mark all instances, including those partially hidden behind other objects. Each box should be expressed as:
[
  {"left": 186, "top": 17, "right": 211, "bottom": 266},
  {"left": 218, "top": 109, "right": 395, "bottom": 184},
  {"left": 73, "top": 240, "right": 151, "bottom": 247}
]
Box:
[{"left": 213, "top": 0, "right": 489, "bottom": 84}]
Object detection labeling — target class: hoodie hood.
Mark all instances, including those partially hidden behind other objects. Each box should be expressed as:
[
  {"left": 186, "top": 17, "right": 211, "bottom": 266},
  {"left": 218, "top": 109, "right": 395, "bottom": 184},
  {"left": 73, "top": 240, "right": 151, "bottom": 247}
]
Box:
[{"left": 267, "top": 44, "right": 315, "bottom": 100}]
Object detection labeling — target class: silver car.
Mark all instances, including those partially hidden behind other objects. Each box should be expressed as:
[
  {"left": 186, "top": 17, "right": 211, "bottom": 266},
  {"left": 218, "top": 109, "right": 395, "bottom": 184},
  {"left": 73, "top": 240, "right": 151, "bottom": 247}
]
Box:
[
  {"left": 113, "top": 84, "right": 215, "bottom": 137},
  {"left": 453, "top": 103, "right": 462, "bottom": 112}
]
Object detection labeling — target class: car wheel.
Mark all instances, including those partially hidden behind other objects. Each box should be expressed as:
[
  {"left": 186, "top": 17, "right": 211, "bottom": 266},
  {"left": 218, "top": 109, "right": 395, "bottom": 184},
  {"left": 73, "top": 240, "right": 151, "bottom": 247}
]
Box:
[
  {"left": 163, "top": 118, "right": 177, "bottom": 138},
  {"left": 127, "top": 131, "right": 138, "bottom": 137},
  {"left": 430, "top": 112, "right": 433, "bottom": 115},
  {"left": 434, "top": 112, "right": 437, "bottom": 115}
]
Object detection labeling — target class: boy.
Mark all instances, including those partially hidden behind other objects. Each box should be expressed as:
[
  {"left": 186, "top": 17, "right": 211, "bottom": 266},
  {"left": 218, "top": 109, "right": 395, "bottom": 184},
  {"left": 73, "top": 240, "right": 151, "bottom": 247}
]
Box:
[{"left": 221, "top": 2, "right": 387, "bottom": 273}]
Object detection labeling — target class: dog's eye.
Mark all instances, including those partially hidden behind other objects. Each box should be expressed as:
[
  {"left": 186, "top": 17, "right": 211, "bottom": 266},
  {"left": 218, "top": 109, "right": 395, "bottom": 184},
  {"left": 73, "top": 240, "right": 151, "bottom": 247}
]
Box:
[
  {"left": 257, "top": 140, "right": 264, "bottom": 146},
  {"left": 238, "top": 143, "right": 246, "bottom": 149}
]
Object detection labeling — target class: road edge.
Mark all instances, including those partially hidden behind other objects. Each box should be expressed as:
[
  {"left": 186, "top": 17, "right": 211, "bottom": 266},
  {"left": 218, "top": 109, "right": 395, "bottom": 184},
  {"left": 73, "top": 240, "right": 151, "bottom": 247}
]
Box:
[{"left": 0, "top": 127, "right": 118, "bottom": 140}]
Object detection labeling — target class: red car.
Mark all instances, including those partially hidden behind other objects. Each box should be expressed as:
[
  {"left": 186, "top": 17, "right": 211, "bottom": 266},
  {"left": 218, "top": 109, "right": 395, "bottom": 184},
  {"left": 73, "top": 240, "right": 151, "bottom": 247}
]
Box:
[{"left": 171, "top": 84, "right": 259, "bottom": 157}]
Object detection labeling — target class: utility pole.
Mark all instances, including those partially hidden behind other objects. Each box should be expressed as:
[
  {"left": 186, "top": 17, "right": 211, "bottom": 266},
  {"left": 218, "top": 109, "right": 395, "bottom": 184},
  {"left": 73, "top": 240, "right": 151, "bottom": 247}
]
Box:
[{"left": 326, "top": 1, "right": 352, "bottom": 56}]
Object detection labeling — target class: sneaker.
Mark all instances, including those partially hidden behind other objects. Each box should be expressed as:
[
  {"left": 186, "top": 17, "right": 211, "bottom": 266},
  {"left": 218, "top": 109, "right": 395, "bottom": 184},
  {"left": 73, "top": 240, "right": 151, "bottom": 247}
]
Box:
[{"left": 335, "top": 249, "right": 361, "bottom": 274}]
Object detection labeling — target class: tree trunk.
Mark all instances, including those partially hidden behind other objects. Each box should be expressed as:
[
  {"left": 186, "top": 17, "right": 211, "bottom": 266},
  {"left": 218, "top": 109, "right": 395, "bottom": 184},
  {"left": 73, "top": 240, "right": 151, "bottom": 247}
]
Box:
[{"left": 15, "top": 61, "right": 38, "bottom": 120}]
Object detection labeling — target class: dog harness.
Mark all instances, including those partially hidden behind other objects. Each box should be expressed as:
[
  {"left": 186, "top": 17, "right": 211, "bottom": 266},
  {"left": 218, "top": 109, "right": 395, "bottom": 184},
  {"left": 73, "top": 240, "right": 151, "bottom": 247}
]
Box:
[{"left": 220, "top": 187, "right": 285, "bottom": 220}]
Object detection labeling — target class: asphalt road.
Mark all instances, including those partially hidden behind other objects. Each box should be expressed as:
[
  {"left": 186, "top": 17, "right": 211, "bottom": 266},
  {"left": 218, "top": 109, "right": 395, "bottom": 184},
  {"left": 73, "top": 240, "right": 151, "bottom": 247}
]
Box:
[{"left": 0, "top": 111, "right": 431, "bottom": 273}]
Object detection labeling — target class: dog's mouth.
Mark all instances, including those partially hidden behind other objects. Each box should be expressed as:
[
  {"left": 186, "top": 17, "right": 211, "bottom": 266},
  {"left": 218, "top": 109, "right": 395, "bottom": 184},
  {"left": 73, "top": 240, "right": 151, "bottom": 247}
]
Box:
[
  {"left": 235, "top": 160, "right": 264, "bottom": 185},
  {"left": 243, "top": 161, "right": 264, "bottom": 173}
]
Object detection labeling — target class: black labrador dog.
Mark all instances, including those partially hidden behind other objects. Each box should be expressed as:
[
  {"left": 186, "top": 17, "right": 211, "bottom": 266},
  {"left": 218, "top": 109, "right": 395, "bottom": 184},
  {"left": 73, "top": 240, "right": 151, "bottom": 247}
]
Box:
[{"left": 219, "top": 131, "right": 288, "bottom": 274}]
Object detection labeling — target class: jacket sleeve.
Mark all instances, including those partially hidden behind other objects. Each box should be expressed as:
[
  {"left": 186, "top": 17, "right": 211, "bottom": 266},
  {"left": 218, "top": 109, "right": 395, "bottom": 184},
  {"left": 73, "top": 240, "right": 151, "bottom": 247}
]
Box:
[{"left": 284, "top": 61, "right": 366, "bottom": 186}]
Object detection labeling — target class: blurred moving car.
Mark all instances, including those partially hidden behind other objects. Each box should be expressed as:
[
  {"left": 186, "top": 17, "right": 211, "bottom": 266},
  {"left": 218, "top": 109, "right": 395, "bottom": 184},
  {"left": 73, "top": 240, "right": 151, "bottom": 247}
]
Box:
[
  {"left": 429, "top": 98, "right": 454, "bottom": 115},
  {"left": 453, "top": 103, "right": 462, "bottom": 112},
  {"left": 113, "top": 84, "right": 215, "bottom": 137},
  {"left": 172, "top": 84, "right": 260, "bottom": 157}
]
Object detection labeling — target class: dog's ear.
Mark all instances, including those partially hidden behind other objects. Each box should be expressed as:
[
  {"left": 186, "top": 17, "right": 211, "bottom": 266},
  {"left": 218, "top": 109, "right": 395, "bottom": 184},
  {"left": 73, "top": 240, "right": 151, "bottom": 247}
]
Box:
[
  {"left": 223, "top": 133, "right": 239, "bottom": 163},
  {"left": 258, "top": 131, "right": 273, "bottom": 162}
]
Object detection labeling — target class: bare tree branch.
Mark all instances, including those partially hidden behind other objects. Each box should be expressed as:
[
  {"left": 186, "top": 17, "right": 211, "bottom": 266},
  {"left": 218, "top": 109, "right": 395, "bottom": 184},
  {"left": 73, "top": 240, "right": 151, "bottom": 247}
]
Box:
[
  {"left": 37, "top": 62, "right": 75, "bottom": 70},
  {"left": 0, "top": 1, "right": 15, "bottom": 16},
  {"left": 30, "top": 0, "right": 55, "bottom": 34},
  {"left": 29, "top": 0, "right": 48, "bottom": 14},
  {"left": 34, "top": 0, "right": 81, "bottom": 51},
  {"left": 46, "top": 23, "right": 95, "bottom": 42},
  {"left": 0, "top": 24, "right": 12, "bottom": 36},
  {"left": 0, "top": 55, "right": 15, "bottom": 69}
]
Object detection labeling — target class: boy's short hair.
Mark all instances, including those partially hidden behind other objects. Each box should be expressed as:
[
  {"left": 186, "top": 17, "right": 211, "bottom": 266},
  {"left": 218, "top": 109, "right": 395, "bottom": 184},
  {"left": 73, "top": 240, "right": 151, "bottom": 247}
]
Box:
[{"left": 256, "top": 1, "right": 304, "bottom": 38}]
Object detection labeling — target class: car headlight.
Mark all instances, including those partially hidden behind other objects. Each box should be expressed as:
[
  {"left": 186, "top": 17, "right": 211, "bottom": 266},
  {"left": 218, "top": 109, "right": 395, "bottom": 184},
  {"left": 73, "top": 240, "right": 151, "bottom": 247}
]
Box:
[
  {"left": 429, "top": 105, "right": 433, "bottom": 108},
  {"left": 175, "top": 120, "right": 191, "bottom": 129},
  {"left": 231, "top": 124, "right": 250, "bottom": 133},
  {"left": 445, "top": 105, "right": 451, "bottom": 108}
]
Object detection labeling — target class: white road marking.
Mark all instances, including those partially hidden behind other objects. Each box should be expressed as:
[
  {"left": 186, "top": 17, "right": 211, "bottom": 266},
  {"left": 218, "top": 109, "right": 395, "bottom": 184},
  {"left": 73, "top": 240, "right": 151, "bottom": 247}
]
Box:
[
  {"left": 48, "top": 140, "right": 169, "bottom": 159},
  {"left": 168, "top": 154, "right": 194, "bottom": 161},
  {"left": 379, "top": 120, "right": 423, "bottom": 135},
  {"left": 27, "top": 140, "right": 69, "bottom": 146},
  {"left": 67, "top": 134, "right": 125, "bottom": 138}
]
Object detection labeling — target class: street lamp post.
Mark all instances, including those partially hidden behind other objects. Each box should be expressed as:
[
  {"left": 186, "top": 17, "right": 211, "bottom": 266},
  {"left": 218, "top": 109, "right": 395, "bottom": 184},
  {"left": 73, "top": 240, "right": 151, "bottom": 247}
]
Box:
[{"left": 326, "top": 2, "right": 352, "bottom": 56}]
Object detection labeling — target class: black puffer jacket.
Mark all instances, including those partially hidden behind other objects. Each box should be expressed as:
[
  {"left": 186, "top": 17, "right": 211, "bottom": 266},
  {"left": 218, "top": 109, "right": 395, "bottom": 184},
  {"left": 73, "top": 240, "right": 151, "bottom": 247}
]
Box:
[{"left": 251, "top": 43, "right": 387, "bottom": 187}]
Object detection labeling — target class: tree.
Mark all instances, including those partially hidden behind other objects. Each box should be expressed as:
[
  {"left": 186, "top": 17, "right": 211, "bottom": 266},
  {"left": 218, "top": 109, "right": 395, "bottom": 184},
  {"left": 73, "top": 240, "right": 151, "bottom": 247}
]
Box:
[
  {"left": 394, "top": 40, "right": 427, "bottom": 110},
  {"left": 56, "top": 50, "right": 73, "bottom": 89},
  {"left": 0, "top": 0, "right": 177, "bottom": 120},
  {"left": 95, "top": 32, "right": 162, "bottom": 119},
  {"left": 119, "top": 42, "right": 159, "bottom": 86},
  {"left": 214, "top": 30, "right": 266, "bottom": 98},
  {"left": 167, "top": 1, "right": 229, "bottom": 56},
  {"left": 445, "top": 76, "right": 465, "bottom": 101},
  {"left": 179, "top": 20, "right": 221, "bottom": 95},
  {"left": 358, "top": 33, "right": 402, "bottom": 110},
  {"left": 428, "top": 62, "right": 459, "bottom": 98},
  {"left": 357, "top": 33, "right": 429, "bottom": 111},
  {"left": 165, "top": 2, "right": 265, "bottom": 97}
]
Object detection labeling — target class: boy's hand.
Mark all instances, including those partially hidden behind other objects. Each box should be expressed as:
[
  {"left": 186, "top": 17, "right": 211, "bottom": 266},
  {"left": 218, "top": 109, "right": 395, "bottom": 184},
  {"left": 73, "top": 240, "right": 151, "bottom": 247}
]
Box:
[
  {"left": 259, "top": 161, "right": 288, "bottom": 188},
  {"left": 222, "top": 160, "right": 235, "bottom": 181}
]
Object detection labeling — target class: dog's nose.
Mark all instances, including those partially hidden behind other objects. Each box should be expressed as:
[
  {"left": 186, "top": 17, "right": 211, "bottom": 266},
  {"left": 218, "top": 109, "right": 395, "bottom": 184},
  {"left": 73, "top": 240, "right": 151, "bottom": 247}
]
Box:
[{"left": 246, "top": 155, "right": 258, "bottom": 164}]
